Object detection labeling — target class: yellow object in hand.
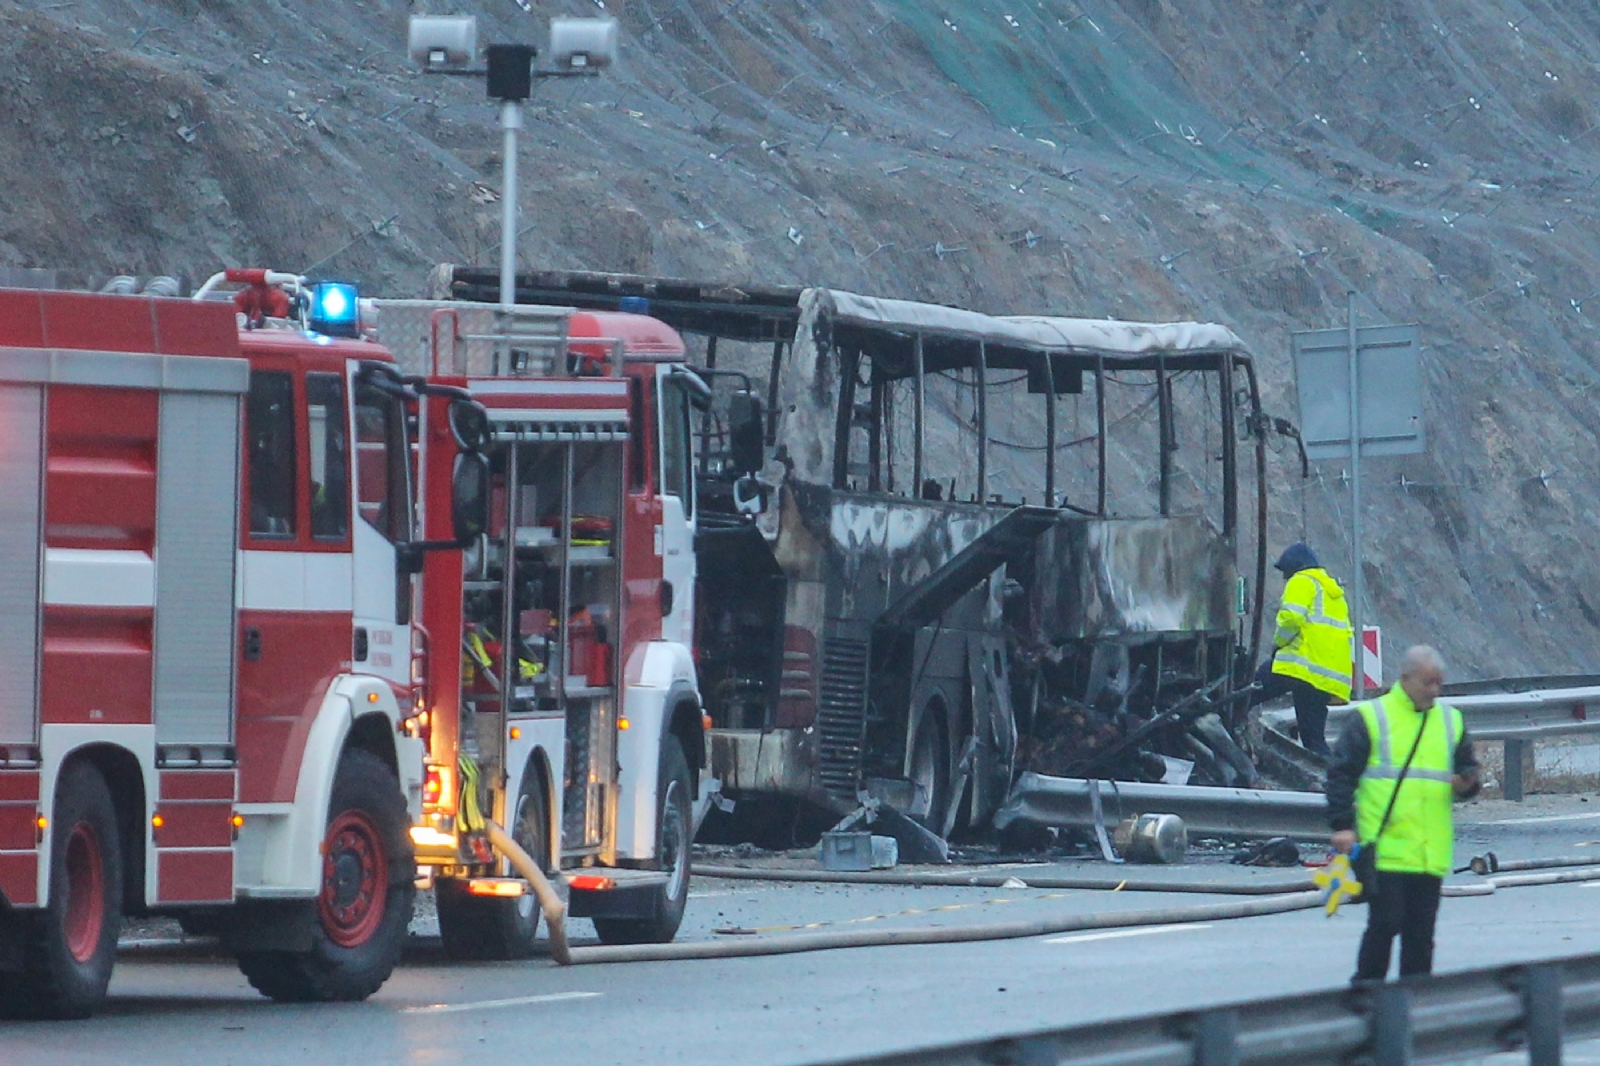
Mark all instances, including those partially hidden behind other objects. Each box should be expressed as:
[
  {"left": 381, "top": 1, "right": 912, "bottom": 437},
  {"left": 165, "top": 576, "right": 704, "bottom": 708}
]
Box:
[{"left": 1313, "top": 849, "right": 1364, "bottom": 916}]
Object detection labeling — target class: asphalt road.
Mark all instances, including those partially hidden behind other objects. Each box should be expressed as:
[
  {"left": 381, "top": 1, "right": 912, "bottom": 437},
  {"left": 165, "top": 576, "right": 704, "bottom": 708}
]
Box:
[{"left": 6, "top": 800, "right": 1600, "bottom": 1066}]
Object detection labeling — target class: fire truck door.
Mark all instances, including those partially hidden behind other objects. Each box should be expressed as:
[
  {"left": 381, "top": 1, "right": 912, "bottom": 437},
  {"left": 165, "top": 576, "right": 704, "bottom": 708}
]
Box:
[
  {"left": 658, "top": 373, "right": 696, "bottom": 645},
  {"left": 350, "top": 375, "right": 413, "bottom": 685}
]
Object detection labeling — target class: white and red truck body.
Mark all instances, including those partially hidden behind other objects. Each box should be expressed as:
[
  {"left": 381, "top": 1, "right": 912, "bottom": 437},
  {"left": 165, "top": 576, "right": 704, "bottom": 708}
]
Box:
[{"left": 389, "top": 300, "right": 706, "bottom": 949}]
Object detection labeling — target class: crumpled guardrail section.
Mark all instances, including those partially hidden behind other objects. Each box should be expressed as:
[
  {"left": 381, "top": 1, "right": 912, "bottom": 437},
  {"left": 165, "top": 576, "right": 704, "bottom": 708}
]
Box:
[{"left": 994, "top": 774, "right": 1330, "bottom": 841}]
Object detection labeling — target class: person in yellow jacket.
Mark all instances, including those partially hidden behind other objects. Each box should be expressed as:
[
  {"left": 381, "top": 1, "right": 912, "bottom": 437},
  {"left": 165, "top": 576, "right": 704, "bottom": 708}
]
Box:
[
  {"left": 1327, "top": 645, "right": 1481, "bottom": 982},
  {"left": 1263, "top": 542, "right": 1353, "bottom": 757}
]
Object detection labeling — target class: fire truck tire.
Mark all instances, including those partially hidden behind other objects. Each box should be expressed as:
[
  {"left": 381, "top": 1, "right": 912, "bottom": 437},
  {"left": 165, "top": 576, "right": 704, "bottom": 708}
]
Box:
[
  {"left": 0, "top": 760, "right": 123, "bottom": 1020},
  {"left": 436, "top": 781, "right": 549, "bottom": 960},
  {"left": 592, "top": 741, "right": 692, "bottom": 945},
  {"left": 236, "top": 750, "right": 414, "bottom": 1002}
]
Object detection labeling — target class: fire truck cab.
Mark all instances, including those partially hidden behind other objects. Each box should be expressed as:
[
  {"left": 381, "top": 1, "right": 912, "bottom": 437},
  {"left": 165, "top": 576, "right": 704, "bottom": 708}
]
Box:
[
  {"left": 376, "top": 299, "right": 711, "bottom": 954},
  {"left": 0, "top": 274, "right": 483, "bottom": 1018}
]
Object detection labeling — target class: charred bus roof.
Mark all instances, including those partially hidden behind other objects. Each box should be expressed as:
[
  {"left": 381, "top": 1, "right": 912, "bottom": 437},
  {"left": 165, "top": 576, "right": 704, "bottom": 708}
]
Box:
[{"left": 441, "top": 265, "right": 1249, "bottom": 377}]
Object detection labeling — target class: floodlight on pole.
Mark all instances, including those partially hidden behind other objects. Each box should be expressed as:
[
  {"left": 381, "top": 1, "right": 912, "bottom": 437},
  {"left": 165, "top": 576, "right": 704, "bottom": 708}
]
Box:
[
  {"left": 407, "top": 15, "right": 620, "bottom": 333},
  {"left": 408, "top": 16, "right": 478, "bottom": 70}
]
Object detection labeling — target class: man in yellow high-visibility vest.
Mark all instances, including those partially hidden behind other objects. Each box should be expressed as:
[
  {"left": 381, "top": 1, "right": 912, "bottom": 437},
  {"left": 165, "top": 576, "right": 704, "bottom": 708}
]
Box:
[
  {"left": 1265, "top": 543, "right": 1353, "bottom": 757},
  {"left": 1327, "top": 645, "right": 1480, "bottom": 982}
]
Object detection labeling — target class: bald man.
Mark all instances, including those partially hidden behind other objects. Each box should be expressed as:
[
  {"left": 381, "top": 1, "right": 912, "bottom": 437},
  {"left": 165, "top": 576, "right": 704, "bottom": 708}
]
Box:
[{"left": 1326, "top": 645, "right": 1480, "bottom": 982}]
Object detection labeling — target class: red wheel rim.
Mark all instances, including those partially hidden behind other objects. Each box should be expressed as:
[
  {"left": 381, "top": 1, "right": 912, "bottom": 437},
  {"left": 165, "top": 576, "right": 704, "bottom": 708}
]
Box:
[
  {"left": 318, "top": 811, "right": 388, "bottom": 948},
  {"left": 64, "top": 821, "right": 106, "bottom": 964}
]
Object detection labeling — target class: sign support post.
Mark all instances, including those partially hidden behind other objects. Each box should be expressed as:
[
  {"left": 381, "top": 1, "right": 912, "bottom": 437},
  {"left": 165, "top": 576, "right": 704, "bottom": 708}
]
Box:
[
  {"left": 1346, "top": 293, "right": 1364, "bottom": 699},
  {"left": 1292, "top": 307, "right": 1423, "bottom": 703}
]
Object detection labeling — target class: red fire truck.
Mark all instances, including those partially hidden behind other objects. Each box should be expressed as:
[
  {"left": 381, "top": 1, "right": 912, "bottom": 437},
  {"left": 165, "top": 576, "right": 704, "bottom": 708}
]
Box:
[
  {"left": 371, "top": 297, "right": 717, "bottom": 957},
  {"left": 0, "top": 271, "right": 475, "bottom": 1018},
  {"left": 0, "top": 269, "right": 715, "bottom": 1016}
]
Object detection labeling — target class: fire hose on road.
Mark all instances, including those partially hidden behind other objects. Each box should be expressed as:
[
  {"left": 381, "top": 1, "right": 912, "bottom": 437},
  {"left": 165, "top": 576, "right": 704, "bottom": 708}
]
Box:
[
  {"left": 114, "top": 855, "right": 1600, "bottom": 967},
  {"left": 554, "top": 861, "right": 1600, "bottom": 967},
  {"left": 564, "top": 889, "right": 1326, "bottom": 965}
]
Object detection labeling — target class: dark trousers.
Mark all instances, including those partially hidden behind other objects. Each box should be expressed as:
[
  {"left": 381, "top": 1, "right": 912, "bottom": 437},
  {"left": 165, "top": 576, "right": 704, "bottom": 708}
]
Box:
[
  {"left": 1253, "top": 668, "right": 1333, "bottom": 756},
  {"left": 1354, "top": 871, "right": 1444, "bottom": 981},
  {"left": 1290, "top": 679, "right": 1332, "bottom": 758}
]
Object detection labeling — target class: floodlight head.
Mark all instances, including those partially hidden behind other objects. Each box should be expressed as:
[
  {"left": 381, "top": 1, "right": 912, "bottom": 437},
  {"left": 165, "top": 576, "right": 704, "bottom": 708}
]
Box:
[
  {"left": 548, "top": 17, "right": 619, "bottom": 72},
  {"left": 408, "top": 15, "right": 478, "bottom": 69}
]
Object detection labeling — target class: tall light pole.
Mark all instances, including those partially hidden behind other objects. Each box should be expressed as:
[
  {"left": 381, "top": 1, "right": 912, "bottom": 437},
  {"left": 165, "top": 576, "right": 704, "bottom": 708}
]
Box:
[
  {"left": 410, "top": 16, "right": 619, "bottom": 326},
  {"left": 486, "top": 44, "right": 536, "bottom": 321}
]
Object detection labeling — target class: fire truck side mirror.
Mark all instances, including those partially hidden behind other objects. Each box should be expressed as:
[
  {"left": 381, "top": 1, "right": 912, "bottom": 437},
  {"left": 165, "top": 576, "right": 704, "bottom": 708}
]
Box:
[
  {"left": 728, "top": 391, "right": 765, "bottom": 474},
  {"left": 452, "top": 453, "right": 491, "bottom": 544},
  {"left": 448, "top": 399, "right": 491, "bottom": 452}
]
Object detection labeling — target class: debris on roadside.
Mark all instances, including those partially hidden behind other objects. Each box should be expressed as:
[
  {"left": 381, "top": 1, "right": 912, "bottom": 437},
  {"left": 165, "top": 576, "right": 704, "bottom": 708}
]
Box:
[
  {"left": 1111, "top": 813, "right": 1187, "bottom": 865},
  {"left": 829, "top": 802, "right": 949, "bottom": 865},
  {"left": 1231, "top": 837, "right": 1303, "bottom": 867},
  {"left": 820, "top": 831, "right": 898, "bottom": 871}
]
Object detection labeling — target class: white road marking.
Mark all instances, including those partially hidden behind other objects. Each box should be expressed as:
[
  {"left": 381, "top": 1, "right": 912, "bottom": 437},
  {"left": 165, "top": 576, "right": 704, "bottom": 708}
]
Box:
[
  {"left": 402, "top": 991, "right": 602, "bottom": 1014},
  {"left": 1044, "top": 923, "right": 1212, "bottom": 945},
  {"left": 1473, "top": 811, "right": 1600, "bottom": 826}
]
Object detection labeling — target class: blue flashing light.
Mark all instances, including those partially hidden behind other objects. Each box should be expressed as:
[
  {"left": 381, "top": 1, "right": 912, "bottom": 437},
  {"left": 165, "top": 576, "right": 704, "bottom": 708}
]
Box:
[
  {"left": 309, "top": 281, "right": 360, "bottom": 338},
  {"left": 618, "top": 295, "right": 650, "bottom": 315}
]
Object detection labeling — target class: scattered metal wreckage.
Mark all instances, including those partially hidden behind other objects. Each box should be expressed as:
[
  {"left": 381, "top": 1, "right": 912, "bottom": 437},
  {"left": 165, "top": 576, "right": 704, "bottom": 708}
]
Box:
[{"left": 437, "top": 265, "right": 1273, "bottom": 842}]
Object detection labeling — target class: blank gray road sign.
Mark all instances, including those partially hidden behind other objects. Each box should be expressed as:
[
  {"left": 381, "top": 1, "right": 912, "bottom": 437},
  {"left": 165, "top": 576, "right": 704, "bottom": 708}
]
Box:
[{"left": 1291, "top": 324, "right": 1423, "bottom": 459}]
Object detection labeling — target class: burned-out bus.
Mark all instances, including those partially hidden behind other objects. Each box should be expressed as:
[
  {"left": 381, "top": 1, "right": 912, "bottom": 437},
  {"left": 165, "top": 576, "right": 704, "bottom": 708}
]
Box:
[{"left": 440, "top": 267, "right": 1269, "bottom": 839}]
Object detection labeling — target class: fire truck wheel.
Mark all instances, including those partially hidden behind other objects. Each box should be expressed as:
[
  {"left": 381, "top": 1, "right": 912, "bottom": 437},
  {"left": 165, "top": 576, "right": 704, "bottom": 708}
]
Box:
[
  {"left": 593, "top": 741, "right": 692, "bottom": 945},
  {"left": 236, "top": 750, "right": 414, "bottom": 1002},
  {"left": 0, "top": 761, "right": 122, "bottom": 1020},
  {"left": 436, "top": 781, "right": 549, "bottom": 960}
]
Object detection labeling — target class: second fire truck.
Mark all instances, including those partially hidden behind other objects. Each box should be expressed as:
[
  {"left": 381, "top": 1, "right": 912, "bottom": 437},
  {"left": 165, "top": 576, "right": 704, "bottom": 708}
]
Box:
[{"left": 374, "top": 296, "right": 719, "bottom": 956}]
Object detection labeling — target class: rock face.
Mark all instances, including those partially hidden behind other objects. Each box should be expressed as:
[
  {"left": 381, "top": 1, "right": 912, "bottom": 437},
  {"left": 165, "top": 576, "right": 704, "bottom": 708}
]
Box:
[{"left": 6, "top": 0, "right": 1600, "bottom": 679}]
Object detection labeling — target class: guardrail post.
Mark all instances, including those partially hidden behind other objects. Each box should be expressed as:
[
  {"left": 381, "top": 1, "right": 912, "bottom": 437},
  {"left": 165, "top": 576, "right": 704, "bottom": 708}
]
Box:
[
  {"left": 1370, "top": 984, "right": 1414, "bottom": 1066},
  {"left": 1503, "top": 739, "right": 1527, "bottom": 802},
  {"left": 1193, "top": 1009, "right": 1240, "bottom": 1066},
  {"left": 1523, "top": 963, "right": 1563, "bottom": 1066}
]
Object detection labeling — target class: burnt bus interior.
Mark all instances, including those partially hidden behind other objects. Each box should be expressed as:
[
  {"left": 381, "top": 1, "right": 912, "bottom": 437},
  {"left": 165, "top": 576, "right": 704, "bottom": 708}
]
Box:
[{"left": 446, "top": 267, "right": 1271, "bottom": 830}]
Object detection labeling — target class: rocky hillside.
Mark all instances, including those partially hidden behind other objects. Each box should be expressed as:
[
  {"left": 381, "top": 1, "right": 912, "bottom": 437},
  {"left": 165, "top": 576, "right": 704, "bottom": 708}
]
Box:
[{"left": 6, "top": 0, "right": 1600, "bottom": 679}]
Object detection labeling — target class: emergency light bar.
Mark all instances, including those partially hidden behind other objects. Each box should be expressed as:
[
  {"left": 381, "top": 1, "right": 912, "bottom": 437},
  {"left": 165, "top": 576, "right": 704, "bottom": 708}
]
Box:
[{"left": 309, "top": 282, "right": 361, "bottom": 338}]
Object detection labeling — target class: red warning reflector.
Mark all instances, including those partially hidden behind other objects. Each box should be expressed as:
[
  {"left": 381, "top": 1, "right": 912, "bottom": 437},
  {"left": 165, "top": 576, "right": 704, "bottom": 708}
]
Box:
[{"left": 568, "top": 874, "right": 617, "bottom": 892}]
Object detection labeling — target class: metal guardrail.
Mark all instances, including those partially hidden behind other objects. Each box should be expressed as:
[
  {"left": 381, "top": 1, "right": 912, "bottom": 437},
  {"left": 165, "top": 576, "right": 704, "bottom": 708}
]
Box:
[
  {"left": 837, "top": 951, "right": 1600, "bottom": 1066},
  {"left": 1442, "top": 674, "right": 1600, "bottom": 697},
  {"left": 1446, "top": 687, "right": 1600, "bottom": 740},
  {"left": 1296, "top": 685, "right": 1600, "bottom": 743},
  {"left": 1264, "top": 683, "right": 1600, "bottom": 801},
  {"left": 1450, "top": 687, "right": 1600, "bottom": 802},
  {"left": 994, "top": 775, "right": 1329, "bottom": 841}
]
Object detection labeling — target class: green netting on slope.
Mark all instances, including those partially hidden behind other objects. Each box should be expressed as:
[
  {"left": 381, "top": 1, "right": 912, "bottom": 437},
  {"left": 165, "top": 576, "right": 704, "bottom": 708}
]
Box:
[{"left": 880, "top": 0, "right": 1265, "bottom": 183}]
